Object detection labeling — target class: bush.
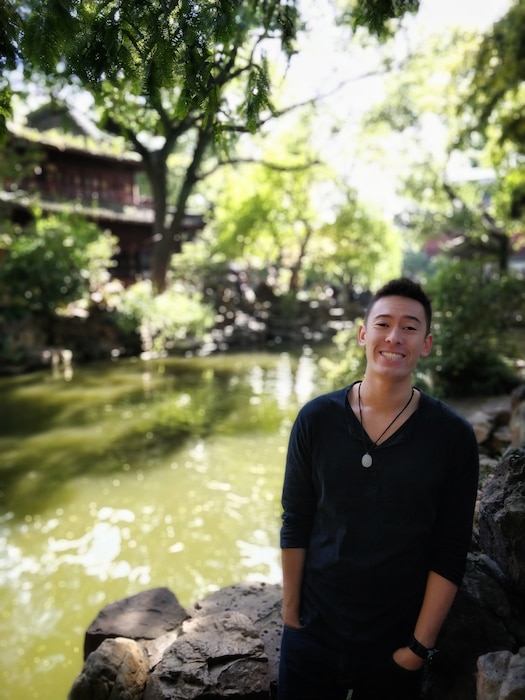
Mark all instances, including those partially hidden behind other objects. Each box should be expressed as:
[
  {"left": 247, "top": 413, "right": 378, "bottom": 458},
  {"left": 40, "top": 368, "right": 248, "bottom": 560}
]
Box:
[
  {"left": 115, "top": 280, "right": 215, "bottom": 354},
  {"left": 424, "top": 260, "right": 524, "bottom": 397},
  {"left": 319, "top": 323, "right": 366, "bottom": 387},
  {"left": 0, "top": 212, "right": 118, "bottom": 314}
]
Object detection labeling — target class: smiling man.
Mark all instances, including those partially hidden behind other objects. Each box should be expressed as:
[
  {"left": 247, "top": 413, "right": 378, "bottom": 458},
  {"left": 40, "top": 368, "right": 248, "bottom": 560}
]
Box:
[{"left": 278, "top": 278, "right": 479, "bottom": 700}]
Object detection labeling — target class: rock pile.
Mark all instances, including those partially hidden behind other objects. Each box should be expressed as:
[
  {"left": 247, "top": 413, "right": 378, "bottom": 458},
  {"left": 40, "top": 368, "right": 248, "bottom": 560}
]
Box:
[{"left": 69, "top": 582, "right": 282, "bottom": 700}]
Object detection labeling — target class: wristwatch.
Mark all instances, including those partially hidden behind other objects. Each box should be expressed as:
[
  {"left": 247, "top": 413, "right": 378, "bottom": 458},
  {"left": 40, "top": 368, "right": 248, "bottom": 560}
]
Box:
[{"left": 408, "top": 634, "right": 439, "bottom": 662}]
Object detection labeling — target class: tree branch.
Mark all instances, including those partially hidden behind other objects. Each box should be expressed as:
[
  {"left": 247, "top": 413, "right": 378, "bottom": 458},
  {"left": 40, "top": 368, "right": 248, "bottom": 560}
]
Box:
[
  {"left": 198, "top": 156, "right": 319, "bottom": 180},
  {"left": 443, "top": 181, "right": 509, "bottom": 270}
]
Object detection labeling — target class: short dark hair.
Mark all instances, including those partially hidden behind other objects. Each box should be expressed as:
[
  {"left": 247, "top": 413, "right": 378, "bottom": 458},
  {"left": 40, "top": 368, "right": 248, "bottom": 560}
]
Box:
[{"left": 364, "top": 278, "right": 432, "bottom": 334}]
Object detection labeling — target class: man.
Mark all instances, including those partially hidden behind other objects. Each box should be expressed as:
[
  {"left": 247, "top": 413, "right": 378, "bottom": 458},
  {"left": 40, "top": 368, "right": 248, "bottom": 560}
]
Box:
[{"left": 278, "top": 278, "right": 479, "bottom": 700}]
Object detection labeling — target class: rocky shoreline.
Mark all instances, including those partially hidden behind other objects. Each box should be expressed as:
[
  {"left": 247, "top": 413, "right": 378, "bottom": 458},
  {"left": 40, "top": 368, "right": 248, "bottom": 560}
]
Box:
[{"left": 68, "top": 386, "right": 525, "bottom": 700}]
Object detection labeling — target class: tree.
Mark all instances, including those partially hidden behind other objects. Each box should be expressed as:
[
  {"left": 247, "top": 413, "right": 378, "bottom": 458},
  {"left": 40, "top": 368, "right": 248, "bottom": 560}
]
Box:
[
  {"left": 464, "top": 0, "right": 525, "bottom": 153},
  {"left": 5, "top": 0, "right": 433, "bottom": 295},
  {"left": 211, "top": 148, "right": 401, "bottom": 297},
  {"left": 337, "top": 0, "right": 420, "bottom": 38},
  {"left": 16, "top": 0, "right": 300, "bottom": 293},
  {"left": 0, "top": 0, "right": 20, "bottom": 139},
  {"left": 358, "top": 22, "right": 522, "bottom": 271},
  {"left": 209, "top": 125, "right": 324, "bottom": 294},
  {"left": 314, "top": 188, "right": 402, "bottom": 292},
  {"left": 462, "top": 0, "right": 525, "bottom": 226}
]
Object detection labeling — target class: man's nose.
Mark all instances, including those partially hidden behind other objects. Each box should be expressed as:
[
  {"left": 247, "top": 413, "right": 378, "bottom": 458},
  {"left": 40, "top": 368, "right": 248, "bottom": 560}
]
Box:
[{"left": 385, "top": 326, "right": 402, "bottom": 342}]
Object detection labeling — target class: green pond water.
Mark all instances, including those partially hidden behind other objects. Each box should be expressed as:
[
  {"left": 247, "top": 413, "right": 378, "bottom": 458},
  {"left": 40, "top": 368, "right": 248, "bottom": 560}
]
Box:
[{"left": 0, "top": 348, "right": 331, "bottom": 700}]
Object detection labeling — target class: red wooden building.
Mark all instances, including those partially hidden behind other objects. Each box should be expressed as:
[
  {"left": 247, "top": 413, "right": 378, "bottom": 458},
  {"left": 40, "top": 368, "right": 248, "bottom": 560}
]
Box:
[{"left": 0, "top": 105, "right": 204, "bottom": 283}]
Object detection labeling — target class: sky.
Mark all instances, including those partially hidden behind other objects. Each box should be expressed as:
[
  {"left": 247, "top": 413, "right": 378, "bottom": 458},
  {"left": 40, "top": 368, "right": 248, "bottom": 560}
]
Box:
[
  {"left": 288, "top": 0, "right": 511, "bottom": 96},
  {"left": 418, "top": 0, "right": 510, "bottom": 29}
]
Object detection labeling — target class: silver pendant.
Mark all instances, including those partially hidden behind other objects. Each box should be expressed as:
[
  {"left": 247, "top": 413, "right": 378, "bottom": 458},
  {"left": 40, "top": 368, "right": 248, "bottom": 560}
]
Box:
[{"left": 361, "top": 453, "right": 373, "bottom": 468}]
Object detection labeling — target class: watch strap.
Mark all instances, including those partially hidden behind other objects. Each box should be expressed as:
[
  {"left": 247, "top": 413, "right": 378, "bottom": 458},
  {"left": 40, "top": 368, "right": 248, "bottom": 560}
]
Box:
[{"left": 408, "top": 634, "right": 439, "bottom": 662}]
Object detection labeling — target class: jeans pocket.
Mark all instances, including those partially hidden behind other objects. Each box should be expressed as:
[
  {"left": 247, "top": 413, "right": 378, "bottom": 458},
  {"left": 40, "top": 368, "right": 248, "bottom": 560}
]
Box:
[{"left": 283, "top": 622, "right": 306, "bottom": 633}]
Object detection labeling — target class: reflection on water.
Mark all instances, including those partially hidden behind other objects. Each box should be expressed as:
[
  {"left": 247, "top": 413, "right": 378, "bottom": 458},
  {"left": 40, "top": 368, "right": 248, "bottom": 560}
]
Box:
[{"left": 0, "top": 348, "right": 331, "bottom": 700}]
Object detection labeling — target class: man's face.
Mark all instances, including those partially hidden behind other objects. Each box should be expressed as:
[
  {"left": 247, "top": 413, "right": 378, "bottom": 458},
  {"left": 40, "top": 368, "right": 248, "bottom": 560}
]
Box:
[{"left": 358, "top": 295, "right": 433, "bottom": 380}]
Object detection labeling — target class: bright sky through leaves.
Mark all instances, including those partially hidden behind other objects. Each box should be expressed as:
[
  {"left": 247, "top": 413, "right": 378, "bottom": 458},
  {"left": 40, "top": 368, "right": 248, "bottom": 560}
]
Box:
[{"left": 282, "top": 0, "right": 512, "bottom": 215}]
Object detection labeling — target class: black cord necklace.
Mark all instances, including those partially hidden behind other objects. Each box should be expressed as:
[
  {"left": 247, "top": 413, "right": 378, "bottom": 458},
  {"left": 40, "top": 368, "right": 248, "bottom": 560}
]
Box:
[{"left": 357, "top": 382, "right": 415, "bottom": 468}]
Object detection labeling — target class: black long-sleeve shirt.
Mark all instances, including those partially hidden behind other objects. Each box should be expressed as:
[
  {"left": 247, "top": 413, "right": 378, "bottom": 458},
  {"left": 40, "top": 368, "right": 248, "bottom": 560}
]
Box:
[{"left": 280, "top": 384, "right": 479, "bottom": 659}]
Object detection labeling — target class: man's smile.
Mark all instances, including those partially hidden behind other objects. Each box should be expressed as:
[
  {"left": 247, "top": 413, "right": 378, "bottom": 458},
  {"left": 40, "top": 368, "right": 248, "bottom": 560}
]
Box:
[{"left": 380, "top": 351, "right": 405, "bottom": 359}]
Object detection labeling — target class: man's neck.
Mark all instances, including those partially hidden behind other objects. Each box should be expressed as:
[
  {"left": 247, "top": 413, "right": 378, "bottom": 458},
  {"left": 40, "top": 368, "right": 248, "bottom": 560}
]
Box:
[{"left": 359, "top": 375, "right": 414, "bottom": 410}]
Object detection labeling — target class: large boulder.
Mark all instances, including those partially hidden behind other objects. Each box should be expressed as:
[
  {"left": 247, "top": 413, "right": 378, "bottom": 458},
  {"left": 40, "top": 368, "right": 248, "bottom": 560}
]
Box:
[
  {"left": 478, "top": 449, "right": 525, "bottom": 592},
  {"left": 426, "top": 447, "right": 525, "bottom": 700},
  {"left": 187, "top": 581, "right": 283, "bottom": 685},
  {"left": 69, "top": 636, "right": 149, "bottom": 700},
  {"left": 426, "top": 552, "right": 524, "bottom": 700},
  {"left": 84, "top": 587, "right": 188, "bottom": 657},
  {"left": 144, "top": 611, "right": 269, "bottom": 700}
]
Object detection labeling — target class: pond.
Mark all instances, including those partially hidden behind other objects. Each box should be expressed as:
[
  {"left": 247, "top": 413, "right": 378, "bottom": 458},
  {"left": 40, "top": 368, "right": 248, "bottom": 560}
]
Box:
[{"left": 0, "top": 348, "right": 333, "bottom": 700}]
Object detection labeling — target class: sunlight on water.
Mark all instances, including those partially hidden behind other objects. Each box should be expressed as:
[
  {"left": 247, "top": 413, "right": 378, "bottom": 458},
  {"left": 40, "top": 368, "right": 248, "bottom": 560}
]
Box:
[
  {"left": 0, "top": 349, "right": 329, "bottom": 700},
  {"left": 0, "top": 433, "right": 288, "bottom": 699}
]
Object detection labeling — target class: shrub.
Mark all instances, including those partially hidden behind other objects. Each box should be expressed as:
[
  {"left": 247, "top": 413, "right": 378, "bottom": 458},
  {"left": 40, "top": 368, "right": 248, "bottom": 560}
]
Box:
[
  {"left": 424, "top": 260, "right": 524, "bottom": 397},
  {"left": 115, "top": 280, "right": 215, "bottom": 354},
  {"left": 319, "top": 323, "right": 366, "bottom": 387},
  {"left": 0, "top": 212, "right": 117, "bottom": 314}
]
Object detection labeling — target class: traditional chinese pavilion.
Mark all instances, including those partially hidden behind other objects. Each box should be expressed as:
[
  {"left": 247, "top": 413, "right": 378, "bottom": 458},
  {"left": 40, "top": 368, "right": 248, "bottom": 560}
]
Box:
[{"left": 1, "top": 104, "right": 204, "bottom": 283}]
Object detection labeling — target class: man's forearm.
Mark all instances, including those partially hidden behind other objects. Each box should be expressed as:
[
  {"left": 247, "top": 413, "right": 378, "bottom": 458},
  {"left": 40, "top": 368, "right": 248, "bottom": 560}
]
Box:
[
  {"left": 413, "top": 570, "right": 458, "bottom": 648},
  {"left": 281, "top": 547, "right": 306, "bottom": 627},
  {"left": 394, "top": 570, "right": 458, "bottom": 670}
]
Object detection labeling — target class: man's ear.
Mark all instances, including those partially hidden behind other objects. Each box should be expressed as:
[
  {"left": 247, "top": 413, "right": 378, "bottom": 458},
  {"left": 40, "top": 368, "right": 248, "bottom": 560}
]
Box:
[
  {"left": 421, "top": 333, "right": 433, "bottom": 357},
  {"left": 358, "top": 324, "right": 366, "bottom": 346}
]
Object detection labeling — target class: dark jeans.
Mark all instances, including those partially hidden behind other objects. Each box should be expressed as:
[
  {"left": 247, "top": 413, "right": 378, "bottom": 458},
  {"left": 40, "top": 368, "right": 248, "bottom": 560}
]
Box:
[{"left": 278, "top": 625, "right": 423, "bottom": 700}]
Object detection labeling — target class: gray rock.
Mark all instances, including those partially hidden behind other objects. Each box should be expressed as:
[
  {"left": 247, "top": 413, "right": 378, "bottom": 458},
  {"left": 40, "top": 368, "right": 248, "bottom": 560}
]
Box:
[
  {"left": 476, "top": 650, "right": 513, "bottom": 700},
  {"left": 143, "top": 610, "right": 269, "bottom": 699},
  {"left": 499, "top": 647, "right": 525, "bottom": 700},
  {"left": 478, "top": 450, "right": 525, "bottom": 592},
  {"left": 427, "top": 552, "right": 523, "bottom": 699},
  {"left": 72, "top": 583, "right": 283, "bottom": 700},
  {"left": 468, "top": 410, "right": 493, "bottom": 444},
  {"left": 84, "top": 587, "right": 188, "bottom": 658},
  {"left": 69, "top": 636, "right": 149, "bottom": 700},
  {"left": 188, "top": 581, "right": 283, "bottom": 683},
  {"left": 477, "top": 648, "right": 525, "bottom": 700},
  {"left": 145, "top": 630, "right": 181, "bottom": 670},
  {"left": 510, "top": 385, "right": 525, "bottom": 448}
]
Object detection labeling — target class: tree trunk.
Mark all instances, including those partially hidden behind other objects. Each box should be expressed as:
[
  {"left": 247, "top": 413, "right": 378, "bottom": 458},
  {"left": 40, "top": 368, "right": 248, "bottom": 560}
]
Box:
[
  {"left": 141, "top": 149, "right": 170, "bottom": 293},
  {"left": 149, "top": 127, "right": 213, "bottom": 294},
  {"left": 288, "top": 221, "right": 313, "bottom": 293}
]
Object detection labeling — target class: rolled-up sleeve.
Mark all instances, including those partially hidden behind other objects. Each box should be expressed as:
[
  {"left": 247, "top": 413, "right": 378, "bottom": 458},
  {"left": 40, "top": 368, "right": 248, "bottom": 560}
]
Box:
[
  {"left": 280, "top": 410, "right": 317, "bottom": 549},
  {"left": 429, "top": 423, "right": 480, "bottom": 586}
]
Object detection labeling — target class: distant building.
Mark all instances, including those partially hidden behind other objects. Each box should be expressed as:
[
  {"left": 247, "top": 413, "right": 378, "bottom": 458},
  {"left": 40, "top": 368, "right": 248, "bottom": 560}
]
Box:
[{"left": 0, "top": 104, "right": 204, "bottom": 284}]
